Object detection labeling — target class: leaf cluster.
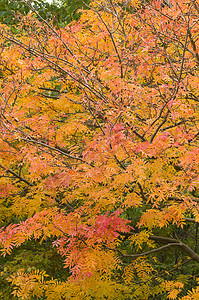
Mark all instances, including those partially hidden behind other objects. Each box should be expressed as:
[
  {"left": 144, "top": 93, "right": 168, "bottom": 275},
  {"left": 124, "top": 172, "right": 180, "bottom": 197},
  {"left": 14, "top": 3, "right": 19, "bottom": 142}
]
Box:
[{"left": 0, "top": 0, "right": 199, "bottom": 298}]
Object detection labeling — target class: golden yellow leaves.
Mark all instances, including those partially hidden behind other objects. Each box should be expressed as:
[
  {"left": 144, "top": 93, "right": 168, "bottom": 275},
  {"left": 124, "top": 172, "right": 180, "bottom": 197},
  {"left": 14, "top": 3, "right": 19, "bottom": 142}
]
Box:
[
  {"left": 123, "top": 192, "right": 142, "bottom": 208},
  {"left": 128, "top": 230, "right": 155, "bottom": 251},
  {"left": 163, "top": 281, "right": 184, "bottom": 299},
  {"left": 7, "top": 269, "right": 48, "bottom": 300},
  {"left": 181, "top": 284, "right": 199, "bottom": 300}
]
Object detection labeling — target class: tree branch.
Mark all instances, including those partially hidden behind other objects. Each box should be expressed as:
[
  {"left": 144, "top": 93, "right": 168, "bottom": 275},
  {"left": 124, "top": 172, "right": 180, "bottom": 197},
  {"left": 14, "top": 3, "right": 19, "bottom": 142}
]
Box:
[
  {"left": 0, "top": 164, "right": 34, "bottom": 186},
  {"left": 105, "top": 243, "right": 181, "bottom": 258},
  {"left": 116, "top": 232, "right": 199, "bottom": 263},
  {"left": 21, "top": 137, "right": 93, "bottom": 166}
]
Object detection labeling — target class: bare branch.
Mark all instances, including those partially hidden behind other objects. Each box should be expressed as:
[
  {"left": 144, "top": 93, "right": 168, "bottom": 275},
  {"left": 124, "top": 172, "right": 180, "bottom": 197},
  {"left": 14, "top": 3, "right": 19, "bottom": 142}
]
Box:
[
  {"left": 20, "top": 137, "right": 93, "bottom": 166},
  {"left": 105, "top": 243, "right": 181, "bottom": 258},
  {"left": 0, "top": 164, "right": 34, "bottom": 186}
]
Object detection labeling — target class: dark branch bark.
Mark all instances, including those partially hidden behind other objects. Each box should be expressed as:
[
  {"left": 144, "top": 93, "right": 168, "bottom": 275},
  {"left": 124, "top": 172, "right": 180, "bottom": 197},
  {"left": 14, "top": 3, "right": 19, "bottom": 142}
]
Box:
[
  {"left": 0, "top": 164, "right": 74, "bottom": 210},
  {"left": 21, "top": 137, "right": 93, "bottom": 166},
  {"left": 106, "top": 243, "right": 181, "bottom": 258},
  {"left": 117, "top": 232, "right": 199, "bottom": 263},
  {"left": 0, "top": 164, "right": 34, "bottom": 186}
]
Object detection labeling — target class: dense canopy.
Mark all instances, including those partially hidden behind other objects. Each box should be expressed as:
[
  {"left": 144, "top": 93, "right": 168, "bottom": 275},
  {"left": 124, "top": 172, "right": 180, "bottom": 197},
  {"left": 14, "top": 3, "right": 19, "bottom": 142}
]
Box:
[{"left": 0, "top": 0, "right": 199, "bottom": 299}]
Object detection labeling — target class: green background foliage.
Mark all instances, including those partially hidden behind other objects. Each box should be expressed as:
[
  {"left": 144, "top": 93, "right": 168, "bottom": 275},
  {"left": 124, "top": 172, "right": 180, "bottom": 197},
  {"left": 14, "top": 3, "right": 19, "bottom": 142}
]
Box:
[{"left": 0, "top": 0, "right": 90, "bottom": 26}]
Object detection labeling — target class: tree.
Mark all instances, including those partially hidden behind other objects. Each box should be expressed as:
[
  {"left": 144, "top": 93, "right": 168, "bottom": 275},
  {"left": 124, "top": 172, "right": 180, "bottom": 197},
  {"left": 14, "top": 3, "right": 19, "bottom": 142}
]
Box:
[
  {"left": 0, "top": 0, "right": 89, "bottom": 26},
  {"left": 0, "top": 0, "right": 199, "bottom": 298}
]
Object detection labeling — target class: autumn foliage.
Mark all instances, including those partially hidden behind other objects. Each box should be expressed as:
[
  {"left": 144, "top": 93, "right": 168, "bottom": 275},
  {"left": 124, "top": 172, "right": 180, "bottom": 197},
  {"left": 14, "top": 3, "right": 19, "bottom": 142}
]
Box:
[{"left": 0, "top": 0, "right": 199, "bottom": 298}]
